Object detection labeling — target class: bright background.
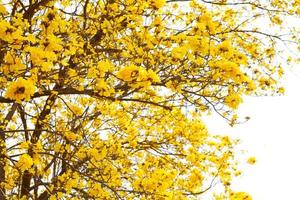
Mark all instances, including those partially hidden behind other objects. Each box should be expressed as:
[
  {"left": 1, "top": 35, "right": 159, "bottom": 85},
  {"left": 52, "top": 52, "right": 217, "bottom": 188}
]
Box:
[{"left": 202, "top": 67, "right": 300, "bottom": 199}]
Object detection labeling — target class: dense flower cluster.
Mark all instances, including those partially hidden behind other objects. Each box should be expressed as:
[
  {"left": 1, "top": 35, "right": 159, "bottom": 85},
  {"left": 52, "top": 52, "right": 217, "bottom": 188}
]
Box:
[
  {"left": 0, "top": 0, "right": 299, "bottom": 199},
  {"left": 5, "top": 78, "right": 35, "bottom": 103},
  {"left": 16, "top": 154, "right": 33, "bottom": 171}
]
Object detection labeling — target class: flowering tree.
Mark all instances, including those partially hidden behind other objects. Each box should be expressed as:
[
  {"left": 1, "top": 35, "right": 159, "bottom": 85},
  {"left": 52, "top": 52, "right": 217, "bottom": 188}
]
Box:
[{"left": 0, "top": 0, "right": 299, "bottom": 199}]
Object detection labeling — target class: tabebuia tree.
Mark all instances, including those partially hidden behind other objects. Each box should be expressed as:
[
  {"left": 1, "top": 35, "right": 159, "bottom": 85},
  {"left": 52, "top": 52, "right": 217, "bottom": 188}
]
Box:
[{"left": 0, "top": 0, "right": 299, "bottom": 199}]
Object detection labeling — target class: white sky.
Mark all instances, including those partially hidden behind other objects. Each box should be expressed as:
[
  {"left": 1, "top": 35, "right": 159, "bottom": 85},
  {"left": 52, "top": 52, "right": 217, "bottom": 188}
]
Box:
[{"left": 202, "top": 67, "right": 300, "bottom": 199}]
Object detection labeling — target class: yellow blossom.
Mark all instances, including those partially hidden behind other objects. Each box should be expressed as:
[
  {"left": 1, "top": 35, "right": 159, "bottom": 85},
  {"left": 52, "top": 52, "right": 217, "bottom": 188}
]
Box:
[
  {"left": 0, "top": 0, "right": 298, "bottom": 198},
  {"left": 117, "top": 64, "right": 141, "bottom": 82},
  {"left": 151, "top": 0, "right": 166, "bottom": 9},
  {"left": 16, "top": 154, "right": 33, "bottom": 171},
  {"left": 224, "top": 93, "right": 243, "bottom": 109},
  {"left": 230, "top": 191, "right": 252, "bottom": 200},
  {"left": 0, "top": 4, "right": 7, "bottom": 15},
  {"left": 247, "top": 157, "right": 256, "bottom": 165},
  {"left": 5, "top": 78, "right": 35, "bottom": 103}
]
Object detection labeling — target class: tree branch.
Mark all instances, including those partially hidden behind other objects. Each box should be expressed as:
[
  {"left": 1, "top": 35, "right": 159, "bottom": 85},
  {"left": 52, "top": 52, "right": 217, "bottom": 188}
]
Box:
[{"left": 0, "top": 103, "right": 18, "bottom": 200}]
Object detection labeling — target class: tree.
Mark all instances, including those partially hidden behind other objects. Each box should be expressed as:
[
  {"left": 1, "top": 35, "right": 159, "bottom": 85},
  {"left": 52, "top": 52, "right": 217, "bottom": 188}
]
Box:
[{"left": 0, "top": 0, "right": 299, "bottom": 199}]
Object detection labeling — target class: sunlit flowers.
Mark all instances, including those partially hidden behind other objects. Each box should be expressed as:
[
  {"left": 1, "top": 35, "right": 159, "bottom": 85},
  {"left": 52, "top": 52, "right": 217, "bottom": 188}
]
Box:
[
  {"left": 5, "top": 78, "right": 35, "bottom": 103},
  {"left": 117, "top": 64, "right": 142, "bottom": 82},
  {"left": 247, "top": 157, "right": 256, "bottom": 165},
  {"left": 224, "top": 92, "right": 243, "bottom": 109},
  {"left": 0, "top": 0, "right": 298, "bottom": 198},
  {"left": 117, "top": 65, "right": 160, "bottom": 84},
  {"left": 16, "top": 154, "right": 33, "bottom": 171},
  {"left": 229, "top": 191, "right": 252, "bottom": 200},
  {"left": 151, "top": 0, "right": 166, "bottom": 9}
]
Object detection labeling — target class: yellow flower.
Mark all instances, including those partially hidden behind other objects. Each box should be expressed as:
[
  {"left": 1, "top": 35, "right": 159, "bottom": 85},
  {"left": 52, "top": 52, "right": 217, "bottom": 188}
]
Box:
[
  {"left": 117, "top": 65, "right": 146, "bottom": 82},
  {"left": 147, "top": 69, "right": 160, "bottom": 83},
  {"left": 0, "top": 4, "right": 7, "bottom": 15},
  {"left": 171, "top": 46, "right": 187, "bottom": 60},
  {"left": 151, "top": 0, "right": 166, "bottom": 9},
  {"left": 19, "top": 142, "right": 29, "bottom": 149},
  {"left": 247, "top": 157, "right": 256, "bottom": 165},
  {"left": 3, "top": 53, "right": 26, "bottom": 74},
  {"left": 16, "top": 154, "right": 33, "bottom": 171},
  {"left": 65, "top": 131, "right": 77, "bottom": 141},
  {"left": 224, "top": 93, "right": 242, "bottom": 109},
  {"left": 230, "top": 191, "right": 252, "bottom": 200},
  {"left": 217, "top": 40, "right": 231, "bottom": 53},
  {"left": 278, "top": 87, "right": 285, "bottom": 94},
  {"left": 5, "top": 78, "right": 35, "bottom": 103}
]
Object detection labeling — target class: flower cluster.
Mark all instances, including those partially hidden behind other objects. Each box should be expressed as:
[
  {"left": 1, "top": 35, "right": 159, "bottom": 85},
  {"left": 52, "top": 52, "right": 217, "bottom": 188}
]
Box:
[
  {"left": 5, "top": 78, "right": 35, "bottom": 103},
  {"left": 16, "top": 154, "right": 33, "bottom": 171}
]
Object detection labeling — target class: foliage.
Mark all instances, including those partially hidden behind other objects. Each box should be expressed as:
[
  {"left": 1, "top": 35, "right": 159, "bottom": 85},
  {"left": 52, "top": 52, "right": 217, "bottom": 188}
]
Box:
[{"left": 0, "top": 0, "right": 299, "bottom": 199}]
